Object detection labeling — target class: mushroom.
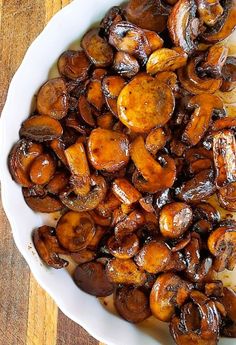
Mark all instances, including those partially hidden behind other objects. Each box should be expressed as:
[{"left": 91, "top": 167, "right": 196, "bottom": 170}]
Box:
[
  {"left": 86, "top": 78, "right": 105, "bottom": 111},
  {"left": 197, "top": 45, "right": 228, "bottom": 79},
  {"left": 113, "top": 51, "right": 140, "bottom": 78},
  {"left": 29, "top": 153, "right": 56, "bottom": 185},
  {"left": 201, "top": 0, "right": 236, "bottom": 43},
  {"left": 46, "top": 170, "right": 69, "bottom": 195},
  {"left": 145, "top": 127, "right": 167, "bottom": 156},
  {"left": 205, "top": 280, "right": 223, "bottom": 297},
  {"left": 114, "top": 209, "right": 145, "bottom": 239},
  {"left": 112, "top": 178, "right": 141, "bottom": 205},
  {"left": 220, "top": 287, "right": 236, "bottom": 337},
  {"left": 150, "top": 272, "right": 192, "bottom": 321},
  {"left": 100, "top": 6, "right": 124, "bottom": 36},
  {"left": 170, "top": 290, "right": 220, "bottom": 345},
  {"left": 56, "top": 210, "right": 95, "bottom": 252},
  {"left": 193, "top": 202, "right": 220, "bottom": 224},
  {"left": 36, "top": 78, "right": 69, "bottom": 120},
  {"left": 208, "top": 221, "right": 236, "bottom": 271},
  {"left": 114, "top": 286, "right": 151, "bottom": 323},
  {"left": 50, "top": 138, "right": 68, "bottom": 167},
  {"left": 196, "top": 0, "right": 223, "bottom": 26},
  {"left": 58, "top": 50, "right": 91, "bottom": 81},
  {"left": 73, "top": 261, "right": 113, "bottom": 297},
  {"left": 212, "top": 129, "right": 236, "bottom": 188},
  {"left": 168, "top": 0, "right": 200, "bottom": 53},
  {"left": 33, "top": 225, "right": 68, "bottom": 269},
  {"left": 217, "top": 182, "right": 236, "bottom": 211},
  {"left": 60, "top": 175, "right": 107, "bottom": 212},
  {"left": 220, "top": 56, "right": 236, "bottom": 92},
  {"left": 8, "top": 139, "right": 43, "bottom": 187},
  {"left": 144, "top": 30, "right": 164, "bottom": 52},
  {"left": 107, "top": 234, "right": 139, "bottom": 259},
  {"left": 102, "top": 75, "right": 126, "bottom": 99},
  {"left": 77, "top": 94, "right": 95, "bottom": 127},
  {"left": 23, "top": 188, "right": 64, "bottom": 213},
  {"left": 96, "top": 190, "right": 121, "bottom": 217}
]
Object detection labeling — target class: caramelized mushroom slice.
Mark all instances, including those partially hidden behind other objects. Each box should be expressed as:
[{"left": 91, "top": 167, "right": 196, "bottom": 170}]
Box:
[
  {"left": 220, "top": 57, "right": 236, "bottom": 92},
  {"left": 29, "top": 153, "right": 56, "bottom": 185},
  {"left": 213, "top": 130, "right": 236, "bottom": 188},
  {"left": 96, "top": 190, "right": 121, "bottom": 217},
  {"left": 8, "top": 139, "right": 43, "bottom": 187},
  {"left": 56, "top": 210, "right": 95, "bottom": 252},
  {"left": 159, "top": 202, "right": 192, "bottom": 239},
  {"left": 33, "top": 225, "right": 68, "bottom": 269},
  {"left": 182, "top": 94, "right": 224, "bottom": 146},
  {"left": 81, "top": 28, "right": 114, "bottom": 67},
  {"left": 196, "top": 0, "right": 223, "bottom": 26},
  {"left": 144, "top": 30, "right": 163, "bottom": 52},
  {"left": 112, "top": 178, "right": 141, "bottom": 205},
  {"left": 220, "top": 287, "right": 236, "bottom": 337},
  {"left": 205, "top": 280, "right": 223, "bottom": 297},
  {"left": 131, "top": 136, "right": 176, "bottom": 193},
  {"left": 23, "top": 189, "right": 64, "bottom": 213},
  {"left": 20, "top": 115, "right": 63, "bottom": 142},
  {"left": 114, "top": 286, "right": 151, "bottom": 323},
  {"left": 198, "top": 45, "right": 228, "bottom": 78},
  {"left": 88, "top": 128, "right": 129, "bottom": 172},
  {"left": 125, "top": 0, "right": 170, "bottom": 33},
  {"left": 50, "top": 138, "right": 68, "bottom": 166},
  {"left": 115, "top": 209, "right": 145, "bottom": 239},
  {"left": 78, "top": 94, "right": 95, "bottom": 127},
  {"left": 108, "top": 233, "right": 139, "bottom": 259},
  {"left": 167, "top": 0, "right": 200, "bottom": 53},
  {"left": 97, "top": 112, "right": 114, "bottom": 130},
  {"left": 65, "top": 141, "right": 91, "bottom": 196},
  {"left": 201, "top": 0, "right": 236, "bottom": 43},
  {"left": 106, "top": 258, "right": 146, "bottom": 285},
  {"left": 150, "top": 272, "right": 192, "bottom": 321},
  {"left": 100, "top": 6, "right": 124, "bottom": 36},
  {"left": 70, "top": 249, "right": 96, "bottom": 265},
  {"left": 170, "top": 291, "right": 220, "bottom": 345},
  {"left": 60, "top": 175, "right": 107, "bottom": 212},
  {"left": 178, "top": 55, "right": 222, "bottom": 94},
  {"left": 208, "top": 223, "right": 236, "bottom": 271},
  {"left": 58, "top": 50, "right": 91, "bottom": 81},
  {"left": 217, "top": 182, "right": 236, "bottom": 211},
  {"left": 87, "top": 79, "right": 105, "bottom": 111},
  {"left": 146, "top": 128, "right": 167, "bottom": 156},
  {"left": 193, "top": 202, "right": 220, "bottom": 224},
  {"left": 147, "top": 48, "right": 187, "bottom": 75},
  {"left": 102, "top": 75, "right": 126, "bottom": 99},
  {"left": 113, "top": 51, "right": 140, "bottom": 78},
  {"left": 46, "top": 170, "right": 69, "bottom": 195},
  {"left": 36, "top": 78, "right": 69, "bottom": 119},
  {"left": 73, "top": 261, "right": 113, "bottom": 297},
  {"left": 176, "top": 169, "right": 216, "bottom": 203},
  {"left": 118, "top": 74, "right": 174, "bottom": 133},
  {"left": 135, "top": 241, "right": 172, "bottom": 274}
]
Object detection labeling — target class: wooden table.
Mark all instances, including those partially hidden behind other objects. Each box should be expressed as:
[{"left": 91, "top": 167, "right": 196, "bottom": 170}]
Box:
[{"left": 0, "top": 1, "right": 103, "bottom": 344}]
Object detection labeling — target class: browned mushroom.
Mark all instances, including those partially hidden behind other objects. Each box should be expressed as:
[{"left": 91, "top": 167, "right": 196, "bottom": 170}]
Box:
[
  {"left": 70, "top": 249, "right": 96, "bottom": 265},
  {"left": 113, "top": 51, "right": 140, "bottom": 78},
  {"left": 86, "top": 79, "right": 106, "bottom": 111},
  {"left": 217, "top": 182, "right": 236, "bottom": 211},
  {"left": 168, "top": 0, "right": 200, "bottom": 53},
  {"left": 198, "top": 45, "right": 228, "bottom": 78},
  {"left": 125, "top": 0, "right": 170, "bottom": 33},
  {"left": 23, "top": 188, "right": 64, "bottom": 213},
  {"left": 36, "top": 78, "right": 69, "bottom": 119},
  {"left": 150, "top": 272, "right": 192, "bottom": 321},
  {"left": 106, "top": 257, "right": 147, "bottom": 285},
  {"left": 56, "top": 210, "right": 95, "bottom": 252},
  {"left": 29, "top": 153, "right": 56, "bottom": 185},
  {"left": 46, "top": 170, "right": 69, "bottom": 195},
  {"left": 115, "top": 209, "right": 145, "bottom": 239},
  {"left": 20, "top": 115, "right": 63, "bottom": 142},
  {"left": 108, "top": 233, "right": 139, "bottom": 259},
  {"left": 193, "top": 202, "right": 220, "bottom": 224},
  {"left": 88, "top": 128, "right": 129, "bottom": 172},
  {"left": 58, "top": 50, "right": 91, "bottom": 81},
  {"left": 201, "top": 0, "right": 236, "bottom": 43},
  {"left": 96, "top": 190, "right": 121, "bottom": 217},
  {"left": 73, "top": 261, "right": 113, "bottom": 297},
  {"left": 8, "top": 139, "right": 43, "bottom": 187},
  {"left": 144, "top": 30, "right": 164, "bottom": 52},
  {"left": 220, "top": 287, "right": 236, "bottom": 337},
  {"left": 50, "top": 138, "right": 68, "bottom": 166},
  {"left": 102, "top": 75, "right": 126, "bottom": 99},
  {"left": 208, "top": 222, "right": 236, "bottom": 271},
  {"left": 118, "top": 73, "right": 175, "bottom": 133},
  {"left": 213, "top": 129, "right": 236, "bottom": 188},
  {"left": 33, "top": 225, "right": 68, "bottom": 269},
  {"left": 100, "top": 6, "right": 124, "bottom": 36},
  {"left": 170, "top": 290, "right": 220, "bottom": 345},
  {"left": 196, "top": 0, "right": 223, "bottom": 26},
  {"left": 114, "top": 286, "right": 151, "bottom": 323},
  {"left": 145, "top": 127, "right": 167, "bottom": 156},
  {"left": 205, "top": 280, "right": 223, "bottom": 297},
  {"left": 81, "top": 28, "right": 114, "bottom": 67},
  {"left": 135, "top": 241, "right": 172, "bottom": 273},
  {"left": 112, "top": 178, "right": 141, "bottom": 205},
  {"left": 97, "top": 112, "right": 114, "bottom": 129},
  {"left": 60, "top": 175, "right": 107, "bottom": 212},
  {"left": 159, "top": 202, "right": 193, "bottom": 239},
  {"left": 220, "top": 56, "right": 236, "bottom": 92},
  {"left": 78, "top": 94, "right": 96, "bottom": 127}
]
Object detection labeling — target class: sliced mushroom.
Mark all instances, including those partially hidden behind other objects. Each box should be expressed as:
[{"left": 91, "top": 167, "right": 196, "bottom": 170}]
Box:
[
  {"left": 220, "top": 56, "right": 236, "bottom": 92},
  {"left": 150, "top": 272, "right": 192, "bottom": 322},
  {"left": 131, "top": 136, "right": 176, "bottom": 193},
  {"left": 20, "top": 115, "right": 63, "bottom": 142},
  {"left": 217, "top": 182, "right": 236, "bottom": 211},
  {"left": 144, "top": 30, "right": 164, "bottom": 52},
  {"left": 113, "top": 51, "right": 140, "bottom": 78},
  {"left": 56, "top": 210, "right": 95, "bottom": 252},
  {"left": 70, "top": 249, "right": 96, "bottom": 265},
  {"left": 8, "top": 139, "right": 43, "bottom": 187},
  {"left": 46, "top": 170, "right": 69, "bottom": 195},
  {"left": 81, "top": 28, "right": 114, "bottom": 67},
  {"left": 205, "top": 280, "right": 223, "bottom": 297},
  {"left": 108, "top": 233, "right": 139, "bottom": 259},
  {"left": 159, "top": 202, "right": 193, "bottom": 239},
  {"left": 212, "top": 117, "right": 236, "bottom": 132},
  {"left": 145, "top": 128, "right": 167, "bottom": 156},
  {"left": 118, "top": 73, "right": 175, "bottom": 133},
  {"left": 78, "top": 94, "right": 96, "bottom": 127},
  {"left": 96, "top": 190, "right": 121, "bottom": 217},
  {"left": 112, "top": 178, "right": 141, "bottom": 205},
  {"left": 29, "top": 153, "right": 56, "bottom": 185},
  {"left": 139, "top": 195, "right": 155, "bottom": 213},
  {"left": 87, "top": 79, "right": 106, "bottom": 111},
  {"left": 73, "top": 261, "right": 113, "bottom": 297},
  {"left": 201, "top": 0, "right": 236, "bottom": 43},
  {"left": 220, "top": 287, "right": 236, "bottom": 337},
  {"left": 168, "top": 0, "right": 200, "bottom": 53},
  {"left": 146, "top": 47, "right": 187, "bottom": 75},
  {"left": 50, "top": 138, "right": 68, "bottom": 166},
  {"left": 36, "top": 78, "right": 69, "bottom": 119},
  {"left": 106, "top": 258, "right": 147, "bottom": 285},
  {"left": 176, "top": 169, "right": 216, "bottom": 203},
  {"left": 88, "top": 128, "right": 130, "bottom": 172},
  {"left": 193, "top": 202, "right": 220, "bottom": 224},
  {"left": 135, "top": 241, "right": 172, "bottom": 274},
  {"left": 182, "top": 94, "right": 224, "bottom": 146},
  {"left": 208, "top": 222, "right": 236, "bottom": 271},
  {"left": 23, "top": 188, "right": 64, "bottom": 213},
  {"left": 33, "top": 225, "right": 68, "bottom": 269},
  {"left": 213, "top": 129, "right": 236, "bottom": 188},
  {"left": 60, "top": 175, "right": 107, "bottom": 212},
  {"left": 198, "top": 45, "right": 228, "bottom": 78},
  {"left": 102, "top": 75, "right": 126, "bottom": 99},
  {"left": 97, "top": 112, "right": 114, "bottom": 130},
  {"left": 100, "top": 6, "right": 124, "bottom": 36},
  {"left": 196, "top": 0, "right": 223, "bottom": 26},
  {"left": 58, "top": 50, "right": 91, "bottom": 81},
  {"left": 115, "top": 209, "right": 145, "bottom": 239},
  {"left": 114, "top": 286, "right": 151, "bottom": 323}
]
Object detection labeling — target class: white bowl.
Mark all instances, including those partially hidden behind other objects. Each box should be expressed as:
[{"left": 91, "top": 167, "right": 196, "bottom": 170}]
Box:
[{"left": 0, "top": 1, "right": 235, "bottom": 344}]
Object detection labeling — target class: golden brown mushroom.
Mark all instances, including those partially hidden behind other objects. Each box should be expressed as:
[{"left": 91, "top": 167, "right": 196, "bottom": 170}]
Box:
[
  {"left": 23, "top": 188, "right": 64, "bottom": 213},
  {"left": 196, "top": 0, "right": 223, "bottom": 26},
  {"left": 220, "top": 57, "right": 236, "bottom": 92},
  {"left": 220, "top": 287, "right": 236, "bottom": 337},
  {"left": 115, "top": 209, "right": 145, "bottom": 239},
  {"left": 29, "top": 153, "right": 56, "bottom": 185},
  {"left": 107, "top": 233, "right": 139, "bottom": 259},
  {"left": 58, "top": 50, "right": 91, "bottom": 81},
  {"left": 112, "top": 178, "right": 141, "bottom": 205},
  {"left": 102, "top": 75, "right": 126, "bottom": 99},
  {"left": 113, "top": 51, "right": 140, "bottom": 78},
  {"left": 198, "top": 45, "right": 228, "bottom": 78}
]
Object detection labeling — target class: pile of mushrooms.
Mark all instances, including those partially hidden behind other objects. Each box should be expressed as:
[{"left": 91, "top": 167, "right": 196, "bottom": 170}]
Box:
[{"left": 8, "top": 0, "right": 236, "bottom": 344}]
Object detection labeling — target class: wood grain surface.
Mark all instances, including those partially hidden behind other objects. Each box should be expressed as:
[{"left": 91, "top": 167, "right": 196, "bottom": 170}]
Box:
[{"left": 0, "top": 1, "right": 104, "bottom": 344}]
